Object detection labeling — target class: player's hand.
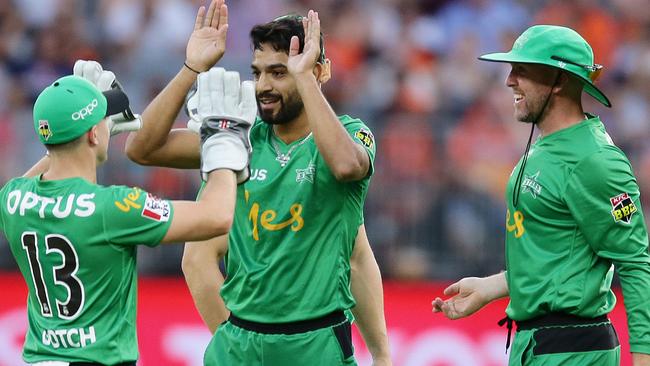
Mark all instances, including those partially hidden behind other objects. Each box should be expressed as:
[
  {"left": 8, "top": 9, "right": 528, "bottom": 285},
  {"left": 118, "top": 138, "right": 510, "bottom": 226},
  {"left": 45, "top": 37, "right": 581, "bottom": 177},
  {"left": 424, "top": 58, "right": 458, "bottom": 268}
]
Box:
[
  {"left": 73, "top": 59, "right": 115, "bottom": 91},
  {"left": 186, "top": 0, "right": 228, "bottom": 73},
  {"left": 198, "top": 67, "right": 256, "bottom": 183},
  {"left": 73, "top": 59, "right": 142, "bottom": 135},
  {"left": 432, "top": 277, "right": 491, "bottom": 320},
  {"left": 287, "top": 10, "right": 321, "bottom": 77}
]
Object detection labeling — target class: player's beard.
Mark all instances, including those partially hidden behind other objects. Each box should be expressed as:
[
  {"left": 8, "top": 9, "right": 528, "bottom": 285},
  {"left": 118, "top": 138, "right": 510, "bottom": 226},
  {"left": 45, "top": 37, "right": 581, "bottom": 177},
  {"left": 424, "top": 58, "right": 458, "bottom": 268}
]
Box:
[
  {"left": 515, "top": 93, "right": 547, "bottom": 124},
  {"left": 257, "top": 89, "right": 304, "bottom": 125}
]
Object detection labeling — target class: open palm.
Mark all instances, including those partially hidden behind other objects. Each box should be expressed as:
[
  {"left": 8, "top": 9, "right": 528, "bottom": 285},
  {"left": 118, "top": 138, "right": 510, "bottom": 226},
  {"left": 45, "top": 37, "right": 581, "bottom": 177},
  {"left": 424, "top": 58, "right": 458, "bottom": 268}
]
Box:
[
  {"left": 287, "top": 10, "right": 321, "bottom": 76},
  {"left": 186, "top": 0, "right": 229, "bottom": 73}
]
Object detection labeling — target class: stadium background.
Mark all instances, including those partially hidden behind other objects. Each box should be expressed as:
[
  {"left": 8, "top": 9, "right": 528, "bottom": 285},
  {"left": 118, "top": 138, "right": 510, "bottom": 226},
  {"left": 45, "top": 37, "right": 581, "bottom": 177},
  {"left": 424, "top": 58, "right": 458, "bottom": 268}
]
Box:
[{"left": 0, "top": 0, "right": 648, "bottom": 364}]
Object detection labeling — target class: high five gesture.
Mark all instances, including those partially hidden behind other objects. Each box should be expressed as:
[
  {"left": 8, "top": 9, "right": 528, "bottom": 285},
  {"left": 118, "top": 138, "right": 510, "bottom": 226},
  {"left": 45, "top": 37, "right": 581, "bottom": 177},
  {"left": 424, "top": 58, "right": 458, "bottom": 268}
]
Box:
[
  {"left": 186, "top": 0, "right": 229, "bottom": 73},
  {"left": 287, "top": 10, "right": 321, "bottom": 77}
]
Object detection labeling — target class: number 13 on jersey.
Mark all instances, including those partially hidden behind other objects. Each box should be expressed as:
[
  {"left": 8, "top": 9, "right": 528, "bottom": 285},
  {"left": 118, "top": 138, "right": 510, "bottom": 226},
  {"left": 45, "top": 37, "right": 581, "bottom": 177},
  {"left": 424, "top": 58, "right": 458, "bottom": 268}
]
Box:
[{"left": 21, "top": 232, "right": 84, "bottom": 319}]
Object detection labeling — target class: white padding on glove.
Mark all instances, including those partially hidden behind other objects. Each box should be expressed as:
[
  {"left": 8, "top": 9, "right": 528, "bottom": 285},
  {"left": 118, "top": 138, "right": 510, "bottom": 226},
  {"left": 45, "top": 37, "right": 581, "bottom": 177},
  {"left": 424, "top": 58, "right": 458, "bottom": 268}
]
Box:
[
  {"left": 73, "top": 60, "right": 114, "bottom": 91},
  {"left": 73, "top": 59, "right": 142, "bottom": 136},
  {"left": 198, "top": 67, "right": 256, "bottom": 183}
]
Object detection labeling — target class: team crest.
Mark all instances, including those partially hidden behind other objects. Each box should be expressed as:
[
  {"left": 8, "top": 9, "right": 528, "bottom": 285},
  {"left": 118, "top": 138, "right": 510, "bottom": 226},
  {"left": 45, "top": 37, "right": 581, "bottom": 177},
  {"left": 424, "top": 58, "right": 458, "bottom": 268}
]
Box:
[
  {"left": 354, "top": 128, "right": 374, "bottom": 149},
  {"left": 610, "top": 193, "right": 637, "bottom": 224},
  {"left": 39, "top": 120, "right": 52, "bottom": 141},
  {"left": 521, "top": 171, "right": 542, "bottom": 198},
  {"left": 141, "top": 193, "right": 170, "bottom": 222},
  {"left": 296, "top": 163, "right": 316, "bottom": 184}
]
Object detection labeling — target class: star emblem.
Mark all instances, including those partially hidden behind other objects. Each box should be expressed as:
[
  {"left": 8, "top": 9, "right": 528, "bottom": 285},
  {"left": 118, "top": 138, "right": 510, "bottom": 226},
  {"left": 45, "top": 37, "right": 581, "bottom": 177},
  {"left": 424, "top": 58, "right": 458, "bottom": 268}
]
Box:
[
  {"left": 295, "top": 164, "right": 316, "bottom": 184},
  {"left": 521, "top": 171, "right": 542, "bottom": 198}
]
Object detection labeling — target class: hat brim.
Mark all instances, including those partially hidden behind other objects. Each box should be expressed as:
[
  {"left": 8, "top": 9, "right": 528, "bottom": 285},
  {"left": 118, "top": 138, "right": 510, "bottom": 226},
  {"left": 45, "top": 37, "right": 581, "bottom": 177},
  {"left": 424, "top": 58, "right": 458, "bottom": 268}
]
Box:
[
  {"left": 102, "top": 88, "right": 130, "bottom": 117},
  {"left": 478, "top": 52, "right": 612, "bottom": 108}
]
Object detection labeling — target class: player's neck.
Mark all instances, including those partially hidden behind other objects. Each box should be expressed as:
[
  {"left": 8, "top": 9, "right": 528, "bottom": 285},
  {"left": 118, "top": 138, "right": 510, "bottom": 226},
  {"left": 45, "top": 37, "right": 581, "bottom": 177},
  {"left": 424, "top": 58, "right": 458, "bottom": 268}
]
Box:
[
  {"left": 272, "top": 112, "right": 311, "bottom": 144},
  {"left": 536, "top": 100, "right": 585, "bottom": 137},
  {"left": 41, "top": 152, "right": 98, "bottom": 184}
]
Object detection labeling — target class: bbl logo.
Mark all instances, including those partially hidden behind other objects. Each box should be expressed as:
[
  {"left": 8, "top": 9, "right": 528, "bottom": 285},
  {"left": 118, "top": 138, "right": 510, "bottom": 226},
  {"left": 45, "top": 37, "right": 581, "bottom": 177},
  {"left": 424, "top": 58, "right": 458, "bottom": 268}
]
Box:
[
  {"left": 610, "top": 193, "right": 637, "bottom": 224},
  {"left": 39, "top": 120, "right": 52, "bottom": 141},
  {"left": 354, "top": 128, "right": 374, "bottom": 149}
]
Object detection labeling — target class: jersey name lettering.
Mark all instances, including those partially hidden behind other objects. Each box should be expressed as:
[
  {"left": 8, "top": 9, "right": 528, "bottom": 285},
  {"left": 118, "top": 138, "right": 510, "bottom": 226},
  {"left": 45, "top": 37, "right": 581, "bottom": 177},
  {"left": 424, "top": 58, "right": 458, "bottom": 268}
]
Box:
[
  {"left": 41, "top": 326, "right": 96, "bottom": 349},
  {"left": 250, "top": 169, "right": 267, "bottom": 181},
  {"left": 6, "top": 190, "right": 95, "bottom": 218}
]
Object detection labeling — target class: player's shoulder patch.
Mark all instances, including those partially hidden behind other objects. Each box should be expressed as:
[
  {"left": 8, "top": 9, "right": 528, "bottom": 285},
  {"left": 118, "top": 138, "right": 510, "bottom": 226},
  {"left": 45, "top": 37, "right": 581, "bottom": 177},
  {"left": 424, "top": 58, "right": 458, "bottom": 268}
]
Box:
[
  {"left": 141, "top": 193, "right": 170, "bottom": 222},
  {"left": 354, "top": 127, "right": 374, "bottom": 149},
  {"left": 610, "top": 192, "right": 637, "bottom": 224}
]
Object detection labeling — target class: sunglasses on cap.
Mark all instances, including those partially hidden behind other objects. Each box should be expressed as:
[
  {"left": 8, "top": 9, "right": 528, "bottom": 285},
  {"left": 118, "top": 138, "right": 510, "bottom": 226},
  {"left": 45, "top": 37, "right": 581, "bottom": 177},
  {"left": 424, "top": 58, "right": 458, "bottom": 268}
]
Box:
[{"left": 551, "top": 55, "right": 603, "bottom": 82}]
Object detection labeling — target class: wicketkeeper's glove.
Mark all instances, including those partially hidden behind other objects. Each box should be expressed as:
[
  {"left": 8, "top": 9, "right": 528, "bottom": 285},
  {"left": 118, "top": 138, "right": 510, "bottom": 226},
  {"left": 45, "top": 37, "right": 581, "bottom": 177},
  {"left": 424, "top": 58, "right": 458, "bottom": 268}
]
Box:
[
  {"left": 73, "top": 60, "right": 142, "bottom": 135},
  {"left": 184, "top": 87, "right": 201, "bottom": 134},
  {"left": 198, "top": 67, "right": 256, "bottom": 184}
]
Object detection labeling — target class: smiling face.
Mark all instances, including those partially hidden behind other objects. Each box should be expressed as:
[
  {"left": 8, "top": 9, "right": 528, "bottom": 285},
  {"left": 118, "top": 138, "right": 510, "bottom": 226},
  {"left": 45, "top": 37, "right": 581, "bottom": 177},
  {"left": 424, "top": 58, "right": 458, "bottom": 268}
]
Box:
[
  {"left": 506, "top": 62, "right": 560, "bottom": 123},
  {"left": 251, "top": 44, "right": 304, "bottom": 125}
]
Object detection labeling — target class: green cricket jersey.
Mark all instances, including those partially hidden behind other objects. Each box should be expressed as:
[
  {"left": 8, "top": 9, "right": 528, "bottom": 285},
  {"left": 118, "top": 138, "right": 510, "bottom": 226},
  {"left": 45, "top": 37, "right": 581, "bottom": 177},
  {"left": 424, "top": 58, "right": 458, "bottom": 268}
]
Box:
[
  {"left": 220, "top": 115, "right": 376, "bottom": 323},
  {"left": 0, "top": 176, "right": 173, "bottom": 364},
  {"left": 504, "top": 115, "right": 650, "bottom": 353}
]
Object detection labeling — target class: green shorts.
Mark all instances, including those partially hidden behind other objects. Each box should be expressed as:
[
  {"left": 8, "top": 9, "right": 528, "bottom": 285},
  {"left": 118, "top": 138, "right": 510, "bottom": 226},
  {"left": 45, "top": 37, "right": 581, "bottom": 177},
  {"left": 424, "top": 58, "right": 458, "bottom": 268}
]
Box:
[
  {"left": 203, "top": 312, "right": 357, "bottom": 366},
  {"left": 508, "top": 314, "right": 620, "bottom": 366}
]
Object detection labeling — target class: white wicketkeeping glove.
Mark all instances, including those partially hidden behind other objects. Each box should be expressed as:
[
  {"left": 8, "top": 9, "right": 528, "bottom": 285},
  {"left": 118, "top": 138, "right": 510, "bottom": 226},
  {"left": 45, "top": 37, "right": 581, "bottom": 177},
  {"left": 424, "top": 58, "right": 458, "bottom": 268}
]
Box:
[
  {"left": 198, "top": 67, "right": 256, "bottom": 184},
  {"left": 73, "top": 59, "right": 142, "bottom": 135},
  {"left": 185, "top": 87, "right": 201, "bottom": 133}
]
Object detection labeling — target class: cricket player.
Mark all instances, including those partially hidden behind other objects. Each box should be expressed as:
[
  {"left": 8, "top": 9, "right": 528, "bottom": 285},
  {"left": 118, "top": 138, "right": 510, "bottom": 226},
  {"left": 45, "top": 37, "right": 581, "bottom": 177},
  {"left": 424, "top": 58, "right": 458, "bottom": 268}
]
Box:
[
  {"left": 1, "top": 43, "right": 257, "bottom": 364},
  {"left": 433, "top": 25, "right": 650, "bottom": 366},
  {"left": 125, "top": 1, "right": 391, "bottom": 364}
]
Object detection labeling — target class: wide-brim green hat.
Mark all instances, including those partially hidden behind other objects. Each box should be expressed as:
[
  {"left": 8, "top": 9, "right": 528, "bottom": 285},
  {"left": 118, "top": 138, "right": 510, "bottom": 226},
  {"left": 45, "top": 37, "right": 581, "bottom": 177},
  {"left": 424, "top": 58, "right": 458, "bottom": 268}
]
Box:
[
  {"left": 33, "top": 75, "right": 129, "bottom": 144},
  {"left": 479, "top": 25, "right": 611, "bottom": 108}
]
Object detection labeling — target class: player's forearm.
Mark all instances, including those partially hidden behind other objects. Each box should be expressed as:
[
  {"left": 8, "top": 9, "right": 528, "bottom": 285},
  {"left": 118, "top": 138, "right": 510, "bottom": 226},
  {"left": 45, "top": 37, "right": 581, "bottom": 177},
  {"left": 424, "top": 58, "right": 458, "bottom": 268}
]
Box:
[
  {"left": 125, "top": 67, "right": 197, "bottom": 164},
  {"left": 294, "top": 73, "right": 368, "bottom": 181},
  {"left": 633, "top": 352, "right": 650, "bottom": 366},
  {"left": 182, "top": 242, "right": 230, "bottom": 333},
  {"left": 350, "top": 237, "right": 391, "bottom": 360},
  {"left": 484, "top": 272, "right": 509, "bottom": 301},
  {"left": 23, "top": 155, "right": 50, "bottom": 178}
]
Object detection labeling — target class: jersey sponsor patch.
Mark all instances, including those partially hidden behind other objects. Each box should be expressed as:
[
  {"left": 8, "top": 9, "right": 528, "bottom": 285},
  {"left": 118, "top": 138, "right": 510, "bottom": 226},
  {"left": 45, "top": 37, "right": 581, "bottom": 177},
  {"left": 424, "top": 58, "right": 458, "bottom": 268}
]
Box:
[
  {"left": 610, "top": 193, "right": 637, "bottom": 224},
  {"left": 354, "top": 128, "right": 374, "bottom": 149},
  {"left": 141, "top": 193, "right": 170, "bottom": 222}
]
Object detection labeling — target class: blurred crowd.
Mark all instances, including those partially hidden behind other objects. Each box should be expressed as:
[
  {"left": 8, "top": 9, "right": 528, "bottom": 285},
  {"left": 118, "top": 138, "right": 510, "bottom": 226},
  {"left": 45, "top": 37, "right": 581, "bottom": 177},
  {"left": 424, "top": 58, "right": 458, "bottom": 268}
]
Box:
[{"left": 1, "top": 0, "right": 650, "bottom": 280}]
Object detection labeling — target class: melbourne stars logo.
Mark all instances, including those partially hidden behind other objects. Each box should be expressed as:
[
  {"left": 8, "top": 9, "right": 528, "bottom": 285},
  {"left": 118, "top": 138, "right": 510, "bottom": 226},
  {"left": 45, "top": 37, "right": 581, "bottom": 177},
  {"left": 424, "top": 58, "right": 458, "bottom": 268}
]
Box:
[
  {"left": 295, "top": 163, "right": 316, "bottom": 184},
  {"left": 521, "top": 171, "right": 542, "bottom": 198}
]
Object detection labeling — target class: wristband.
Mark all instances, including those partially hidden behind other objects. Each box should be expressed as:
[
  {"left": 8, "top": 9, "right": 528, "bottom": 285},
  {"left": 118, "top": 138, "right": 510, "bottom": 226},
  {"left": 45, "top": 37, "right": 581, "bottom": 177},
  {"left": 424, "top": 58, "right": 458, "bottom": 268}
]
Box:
[{"left": 184, "top": 62, "right": 202, "bottom": 74}]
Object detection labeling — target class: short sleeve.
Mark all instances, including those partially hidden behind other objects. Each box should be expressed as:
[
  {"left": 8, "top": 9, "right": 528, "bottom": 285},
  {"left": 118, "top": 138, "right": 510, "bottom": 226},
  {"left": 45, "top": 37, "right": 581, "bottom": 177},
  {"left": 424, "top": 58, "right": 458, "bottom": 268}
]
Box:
[
  {"left": 343, "top": 117, "right": 377, "bottom": 177},
  {"left": 102, "top": 186, "right": 174, "bottom": 247}
]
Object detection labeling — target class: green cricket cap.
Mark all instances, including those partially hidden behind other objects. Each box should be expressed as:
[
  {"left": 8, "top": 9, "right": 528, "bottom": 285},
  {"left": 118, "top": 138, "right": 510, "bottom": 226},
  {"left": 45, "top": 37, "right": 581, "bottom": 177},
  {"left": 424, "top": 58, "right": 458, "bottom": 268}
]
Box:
[
  {"left": 33, "top": 75, "right": 129, "bottom": 144},
  {"left": 479, "top": 25, "right": 611, "bottom": 107}
]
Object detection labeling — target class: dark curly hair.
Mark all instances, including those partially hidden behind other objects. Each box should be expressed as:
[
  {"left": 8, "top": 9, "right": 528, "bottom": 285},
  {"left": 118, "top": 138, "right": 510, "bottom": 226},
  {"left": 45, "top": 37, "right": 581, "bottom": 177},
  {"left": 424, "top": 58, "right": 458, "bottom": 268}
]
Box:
[{"left": 250, "top": 14, "right": 325, "bottom": 63}]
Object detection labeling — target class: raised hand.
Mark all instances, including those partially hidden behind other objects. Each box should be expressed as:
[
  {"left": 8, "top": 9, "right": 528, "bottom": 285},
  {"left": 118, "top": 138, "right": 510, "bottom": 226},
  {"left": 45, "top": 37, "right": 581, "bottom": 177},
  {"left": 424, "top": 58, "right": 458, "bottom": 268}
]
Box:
[
  {"left": 186, "top": 0, "right": 229, "bottom": 73},
  {"left": 287, "top": 10, "right": 321, "bottom": 77}
]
